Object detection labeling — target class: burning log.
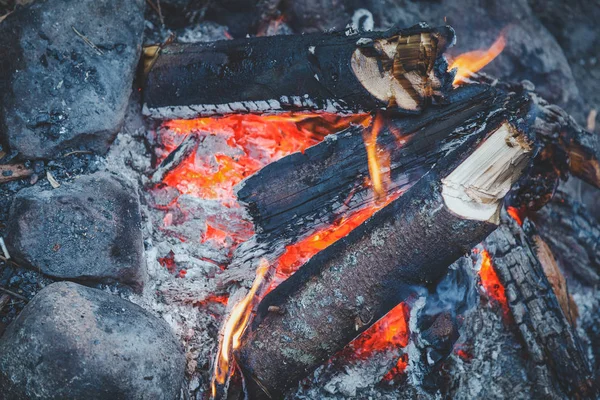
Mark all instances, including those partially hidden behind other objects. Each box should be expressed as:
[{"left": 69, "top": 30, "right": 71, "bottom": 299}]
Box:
[
  {"left": 143, "top": 24, "right": 455, "bottom": 119},
  {"left": 237, "top": 84, "right": 512, "bottom": 244},
  {"left": 484, "top": 217, "right": 596, "bottom": 399},
  {"left": 235, "top": 119, "right": 533, "bottom": 399}
]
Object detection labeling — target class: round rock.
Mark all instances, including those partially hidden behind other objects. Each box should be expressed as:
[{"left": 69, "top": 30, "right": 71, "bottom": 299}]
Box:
[{"left": 0, "top": 282, "right": 185, "bottom": 399}]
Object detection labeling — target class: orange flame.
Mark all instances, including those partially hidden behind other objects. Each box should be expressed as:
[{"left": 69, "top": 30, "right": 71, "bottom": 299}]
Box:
[
  {"left": 479, "top": 249, "right": 509, "bottom": 315},
  {"left": 211, "top": 259, "right": 273, "bottom": 398},
  {"left": 450, "top": 33, "right": 506, "bottom": 85},
  {"left": 363, "top": 112, "right": 391, "bottom": 201}
]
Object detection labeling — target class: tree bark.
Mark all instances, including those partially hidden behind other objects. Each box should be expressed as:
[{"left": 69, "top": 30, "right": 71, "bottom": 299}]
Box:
[{"left": 484, "top": 218, "right": 596, "bottom": 399}]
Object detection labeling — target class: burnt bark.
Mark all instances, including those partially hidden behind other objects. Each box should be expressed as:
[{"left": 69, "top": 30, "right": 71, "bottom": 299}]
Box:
[
  {"left": 238, "top": 84, "right": 514, "bottom": 245},
  {"left": 484, "top": 218, "right": 596, "bottom": 399},
  {"left": 143, "top": 24, "right": 454, "bottom": 119},
  {"left": 235, "top": 115, "right": 532, "bottom": 399}
]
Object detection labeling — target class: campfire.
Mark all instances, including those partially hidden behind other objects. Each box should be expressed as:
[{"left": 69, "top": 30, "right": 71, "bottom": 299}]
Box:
[{"left": 0, "top": 1, "right": 599, "bottom": 400}]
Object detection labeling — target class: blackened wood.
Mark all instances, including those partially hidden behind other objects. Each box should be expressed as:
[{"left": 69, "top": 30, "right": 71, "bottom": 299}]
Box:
[
  {"left": 484, "top": 218, "right": 596, "bottom": 399},
  {"left": 533, "top": 191, "right": 600, "bottom": 284},
  {"left": 238, "top": 84, "right": 510, "bottom": 244},
  {"left": 235, "top": 117, "right": 530, "bottom": 399},
  {"left": 143, "top": 24, "right": 454, "bottom": 119}
]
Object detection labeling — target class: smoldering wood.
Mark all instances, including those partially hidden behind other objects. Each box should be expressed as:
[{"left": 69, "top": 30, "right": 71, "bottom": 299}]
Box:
[
  {"left": 150, "top": 132, "right": 202, "bottom": 184},
  {"left": 238, "top": 84, "right": 513, "bottom": 244},
  {"left": 484, "top": 218, "right": 596, "bottom": 399},
  {"left": 143, "top": 24, "right": 454, "bottom": 119},
  {"left": 0, "top": 164, "right": 33, "bottom": 184},
  {"left": 235, "top": 117, "right": 533, "bottom": 399}
]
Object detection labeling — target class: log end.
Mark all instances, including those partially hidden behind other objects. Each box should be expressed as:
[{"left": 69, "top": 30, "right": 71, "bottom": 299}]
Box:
[{"left": 441, "top": 123, "right": 532, "bottom": 224}]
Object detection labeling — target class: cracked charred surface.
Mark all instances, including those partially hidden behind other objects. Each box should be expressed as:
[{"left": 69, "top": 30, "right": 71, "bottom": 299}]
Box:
[
  {"left": 238, "top": 85, "right": 514, "bottom": 248},
  {"left": 484, "top": 218, "right": 596, "bottom": 399},
  {"left": 143, "top": 24, "right": 454, "bottom": 119},
  {"left": 235, "top": 119, "right": 532, "bottom": 399}
]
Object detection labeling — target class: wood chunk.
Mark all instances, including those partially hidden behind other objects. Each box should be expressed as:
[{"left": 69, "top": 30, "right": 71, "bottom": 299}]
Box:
[
  {"left": 238, "top": 84, "right": 512, "bottom": 245},
  {"left": 143, "top": 24, "right": 454, "bottom": 119},
  {"left": 235, "top": 120, "right": 533, "bottom": 399},
  {"left": 484, "top": 217, "right": 596, "bottom": 399}
]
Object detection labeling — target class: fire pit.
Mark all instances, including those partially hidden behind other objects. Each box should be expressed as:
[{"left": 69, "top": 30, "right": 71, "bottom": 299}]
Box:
[{"left": 0, "top": 1, "right": 599, "bottom": 399}]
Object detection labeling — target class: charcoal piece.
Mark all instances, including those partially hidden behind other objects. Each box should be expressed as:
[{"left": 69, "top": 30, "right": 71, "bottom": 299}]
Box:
[
  {"left": 0, "top": 281, "right": 185, "bottom": 399},
  {"left": 5, "top": 172, "right": 145, "bottom": 290},
  {"left": 0, "top": 0, "right": 145, "bottom": 159}
]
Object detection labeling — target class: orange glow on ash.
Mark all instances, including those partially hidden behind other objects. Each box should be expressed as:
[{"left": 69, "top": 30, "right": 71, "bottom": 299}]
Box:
[
  {"left": 211, "top": 259, "right": 273, "bottom": 398},
  {"left": 363, "top": 112, "right": 391, "bottom": 201},
  {"left": 479, "top": 249, "right": 509, "bottom": 314},
  {"left": 450, "top": 33, "right": 506, "bottom": 85}
]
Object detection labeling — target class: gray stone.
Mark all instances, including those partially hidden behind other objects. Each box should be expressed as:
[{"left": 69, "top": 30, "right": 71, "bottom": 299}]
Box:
[
  {"left": 0, "top": 281, "right": 185, "bottom": 400},
  {"left": 6, "top": 172, "right": 145, "bottom": 290},
  {"left": 0, "top": 0, "right": 145, "bottom": 159}
]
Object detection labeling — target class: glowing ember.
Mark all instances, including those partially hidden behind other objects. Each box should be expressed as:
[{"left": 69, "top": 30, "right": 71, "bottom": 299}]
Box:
[
  {"left": 506, "top": 206, "right": 524, "bottom": 226},
  {"left": 350, "top": 302, "right": 410, "bottom": 381},
  {"left": 450, "top": 33, "right": 506, "bottom": 85},
  {"left": 161, "top": 113, "right": 365, "bottom": 205},
  {"left": 363, "top": 112, "right": 391, "bottom": 201},
  {"left": 211, "top": 259, "right": 273, "bottom": 398},
  {"left": 479, "top": 249, "right": 509, "bottom": 314}
]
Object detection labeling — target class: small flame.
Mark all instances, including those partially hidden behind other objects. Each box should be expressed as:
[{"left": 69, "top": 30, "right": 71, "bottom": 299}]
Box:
[
  {"left": 479, "top": 249, "right": 509, "bottom": 315},
  {"left": 450, "top": 33, "right": 506, "bottom": 85},
  {"left": 363, "top": 112, "right": 391, "bottom": 201},
  {"left": 211, "top": 259, "right": 273, "bottom": 398}
]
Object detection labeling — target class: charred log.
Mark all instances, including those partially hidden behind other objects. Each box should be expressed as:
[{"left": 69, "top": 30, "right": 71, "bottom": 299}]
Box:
[
  {"left": 143, "top": 24, "right": 454, "bottom": 119},
  {"left": 235, "top": 120, "right": 533, "bottom": 399},
  {"left": 484, "top": 217, "right": 596, "bottom": 399},
  {"left": 238, "top": 84, "right": 514, "bottom": 244}
]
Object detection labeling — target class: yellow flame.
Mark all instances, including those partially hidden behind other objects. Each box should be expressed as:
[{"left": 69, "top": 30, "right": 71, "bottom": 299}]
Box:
[
  {"left": 450, "top": 33, "right": 506, "bottom": 85},
  {"left": 364, "top": 112, "right": 390, "bottom": 201},
  {"left": 211, "top": 259, "right": 272, "bottom": 398}
]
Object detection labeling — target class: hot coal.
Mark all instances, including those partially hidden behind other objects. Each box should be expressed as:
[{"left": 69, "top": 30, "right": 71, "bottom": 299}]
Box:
[
  {"left": 5, "top": 172, "right": 146, "bottom": 290},
  {"left": 0, "top": 281, "right": 185, "bottom": 399},
  {"left": 0, "top": 0, "right": 145, "bottom": 159}
]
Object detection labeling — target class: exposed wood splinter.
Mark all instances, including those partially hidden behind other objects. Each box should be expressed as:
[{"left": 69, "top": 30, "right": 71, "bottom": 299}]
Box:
[{"left": 0, "top": 164, "right": 33, "bottom": 184}]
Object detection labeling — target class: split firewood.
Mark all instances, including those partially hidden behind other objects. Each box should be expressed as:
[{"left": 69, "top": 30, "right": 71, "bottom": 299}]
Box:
[
  {"left": 238, "top": 80, "right": 600, "bottom": 248},
  {"left": 236, "top": 118, "right": 534, "bottom": 399},
  {"left": 237, "top": 84, "right": 513, "bottom": 245},
  {"left": 0, "top": 163, "right": 33, "bottom": 184},
  {"left": 484, "top": 217, "right": 595, "bottom": 399},
  {"left": 143, "top": 24, "right": 455, "bottom": 119}
]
